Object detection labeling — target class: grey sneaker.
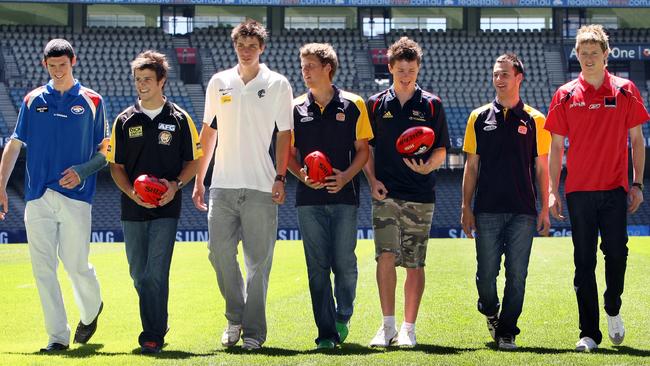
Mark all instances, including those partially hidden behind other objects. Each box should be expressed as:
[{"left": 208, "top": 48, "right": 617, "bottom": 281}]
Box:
[
  {"left": 220, "top": 323, "right": 241, "bottom": 347},
  {"left": 486, "top": 315, "right": 499, "bottom": 341},
  {"left": 606, "top": 314, "right": 625, "bottom": 345},
  {"left": 497, "top": 335, "right": 517, "bottom": 350},
  {"left": 242, "top": 338, "right": 261, "bottom": 351},
  {"left": 575, "top": 337, "right": 598, "bottom": 352}
]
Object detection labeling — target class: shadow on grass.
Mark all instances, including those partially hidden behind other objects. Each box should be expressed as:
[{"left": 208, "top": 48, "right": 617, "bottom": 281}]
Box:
[
  {"left": 218, "top": 346, "right": 301, "bottom": 357},
  {"left": 482, "top": 343, "right": 650, "bottom": 356},
  {"left": 407, "top": 343, "right": 479, "bottom": 355},
  {"left": 302, "top": 343, "right": 383, "bottom": 356}
]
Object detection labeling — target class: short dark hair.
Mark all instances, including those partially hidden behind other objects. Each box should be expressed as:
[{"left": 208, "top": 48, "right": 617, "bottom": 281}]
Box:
[
  {"left": 43, "top": 39, "right": 75, "bottom": 61},
  {"left": 300, "top": 43, "right": 339, "bottom": 81},
  {"left": 495, "top": 53, "right": 525, "bottom": 76},
  {"left": 131, "top": 50, "right": 169, "bottom": 83},
  {"left": 387, "top": 37, "right": 422, "bottom": 66},
  {"left": 231, "top": 19, "right": 267, "bottom": 47}
]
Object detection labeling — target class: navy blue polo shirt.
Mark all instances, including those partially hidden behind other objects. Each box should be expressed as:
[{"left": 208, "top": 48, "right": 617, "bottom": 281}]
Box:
[
  {"left": 292, "top": 86, "right": 373, "bottom": 206},
  {"left": 367, "top": 86, "right": 450, "bottom": 203}
]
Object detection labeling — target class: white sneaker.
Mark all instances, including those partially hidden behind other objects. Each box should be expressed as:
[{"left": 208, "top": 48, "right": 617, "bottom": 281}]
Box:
[
  {"left": 607, "top": 314, "right": 625, "bottom": 345},
  {"left": 575, "top": 337, "right": 598, "bottom": 352},
  {"left": 369, "top": 325, "right": 398, "bottom": 347},
  {"left": 486, "top": 315, "right": 499, "bottom": 341},
  {"left": 221, "top": 323, "right": 241, "bottom": 347},
  {"left": 396, "top": 327, "right": 416, "bottom": 347}
]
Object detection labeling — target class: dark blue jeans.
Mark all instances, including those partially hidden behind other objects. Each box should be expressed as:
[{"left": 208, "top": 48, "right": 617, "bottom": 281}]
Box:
[
  {"left": 566, "top": 188, "right": 628, "bottom": 345},
  {"left": 122, "top": 218, "right": 178, "bottom": 346},
  {"left": 297, "top": 205, "right": 358, "bottom": 344},
  {"left": 475, "top": 213, "right": 536, "bottom": 337}
]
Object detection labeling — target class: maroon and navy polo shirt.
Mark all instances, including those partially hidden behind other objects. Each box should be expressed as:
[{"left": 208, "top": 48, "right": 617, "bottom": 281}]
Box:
[{"left": 545, "top": 70, "right": 650, "bottom": 193}]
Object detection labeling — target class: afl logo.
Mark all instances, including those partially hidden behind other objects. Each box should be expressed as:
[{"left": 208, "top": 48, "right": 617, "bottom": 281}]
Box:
[{"left": 71, "top": 105, "right": 85, "bottom": 115}]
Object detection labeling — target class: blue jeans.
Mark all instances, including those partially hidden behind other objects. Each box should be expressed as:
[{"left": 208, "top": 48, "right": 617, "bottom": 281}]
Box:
[
  {"left": 475, "top": 213, "right": 536, "bottom": 337},
  {"left": 297, "top": 204, "right": 358, "bottom": 344},
  {"left": 122, "top": 218, "right": 178, "bottom": 346}
]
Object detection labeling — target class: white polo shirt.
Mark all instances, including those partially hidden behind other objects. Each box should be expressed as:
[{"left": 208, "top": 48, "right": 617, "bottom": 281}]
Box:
[{"left": 203, "top": 64, "right": 293, "bottom": 192}]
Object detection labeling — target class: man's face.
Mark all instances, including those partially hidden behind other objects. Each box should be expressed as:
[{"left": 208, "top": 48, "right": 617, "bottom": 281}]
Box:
[
  {"left": 492, "top": 61, "right": 522, "bottom": 98},
  {"left": 388, "top": 59, "right": 419, "bottom": 90},
  {"left": 301, "top": 55, "right": 331, "bottom": 89},
  {"left": 577, "top": 42, "right": 608, "bottom": 76},
  {"left": 134, "top": 68, "right": 165, "bottom": 104},
  {"left": 234, "top": 36, "right": 264, "bottom": 68},
  {"left": 43, "top": 55, "right": 75, "bottom": 86}
]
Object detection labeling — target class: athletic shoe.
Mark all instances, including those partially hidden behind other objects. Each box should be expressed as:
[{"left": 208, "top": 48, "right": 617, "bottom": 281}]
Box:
[
  {"left": 607, "top": 314, "right": 625, "bottom": 345},
  {"left": 575, "top": 337, "right": 598, "bottom": 352},
  {"left": 336, "top": 321, "right": 350, "bottom": 343},
  {"left": 369, "top": 325, "right": 397, "bottom": 347},
  {"left": 317, "top": 339, "right": 336, "bottom": 349},
  {"left": 141, "top": 341, "right": 162, "bottom": 354},
  {"left": 39, "top": 343, "right": 69, "bottom": 352},
  {"left": 74, "top": 301, "right": 103, "bottom": 344},
  {"left": 396, "top": 327, "right": 416, "bottom": 347},
  {"left": 497, "top": 335, "right": 517, "bottom": 350},
  {"left": 221, "top": 323, "right": 242, "bottom": 347},
  {"left": 486, "top": 315, "right": 499, "bottom": 341},
  {"left": 241, "top": 338, "right": 261, "bottom": 351}
]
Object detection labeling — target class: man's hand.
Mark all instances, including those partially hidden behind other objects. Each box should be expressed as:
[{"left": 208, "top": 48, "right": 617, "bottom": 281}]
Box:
[
  {"left": 461, "top": 206, "right": 476, "bottom": 239},
  {"left": 549, "top": 190, "right": 565, "bottom": 220},
  {"left": 325, "top": 168, "right": 350, "bottom": 194},
  {"left": 0, "top": 188, "right": 8, "bottom": 221},
  {"left": 158, "top": 179, "right": 179, "bottom": 207},
  {"left": 628, "top": 185, "right": 644, "bottom": 213},
  {"left": 272, "top": 180, "right": 286, "bottom": 204},
  {"left": 537, "top": 209, "right": 550, "bottom": 236},
  {"left": 192, "top": 182, "right": 207, "bottom": 211},
  {"left": 129, "top": 188, "right": 156, "bottom": 209},
  {"left": 59, "top": 167, "right": 81, "bottom": 189},
  {"left": 300, "top": 168, "right": 325, "bottom": 190},
  {"left": 403, "top": 157, "right": 435, "bottom": 175},
  {"left": 370, "top": 179, "right": 388, "bottom": 201}
]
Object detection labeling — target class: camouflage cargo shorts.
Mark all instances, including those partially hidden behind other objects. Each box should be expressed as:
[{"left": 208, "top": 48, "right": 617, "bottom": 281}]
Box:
[{"left": 372, "top": 197, "right": 435, "bottom": 268}]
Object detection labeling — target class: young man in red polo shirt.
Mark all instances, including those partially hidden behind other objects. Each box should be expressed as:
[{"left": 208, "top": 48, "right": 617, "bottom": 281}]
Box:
[{"left": 546, "top": 24, "right": 650, "bottom": 352}]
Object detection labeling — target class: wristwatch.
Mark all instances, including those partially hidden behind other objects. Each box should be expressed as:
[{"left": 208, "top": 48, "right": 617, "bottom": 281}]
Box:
[
  {"left": 172, "top": 178, "right": 184, "bottom": 189},
  {"left": 632, "top": 182, "right": 644, "bottom": 191},
  {"left": 275, "top": 174, "right": 286, "bottom": 184}
]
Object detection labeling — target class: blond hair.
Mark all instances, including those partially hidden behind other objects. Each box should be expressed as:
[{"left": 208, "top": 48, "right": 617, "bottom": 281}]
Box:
[{"left": 575, "top": 24, "right": 610, "bottom": 53}]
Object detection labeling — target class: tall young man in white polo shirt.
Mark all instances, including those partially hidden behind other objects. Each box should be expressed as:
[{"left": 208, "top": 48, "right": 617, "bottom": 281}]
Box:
[{"left": 193, "top": 20, "right": 293, "bottom": 351}]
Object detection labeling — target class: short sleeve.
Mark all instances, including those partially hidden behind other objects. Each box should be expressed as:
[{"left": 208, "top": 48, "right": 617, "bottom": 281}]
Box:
[
  {"left": 275, "top": 78, "right": 294, "bottom": 132},
  {"left": 544, "top": 90, "right": 569, "bottom": 136},
  {"left": 625, "top": 82, "right": 650, "bottom": 129},
  {"left": 203, "top": 78, "right": 218, "bottom": 128},
  {"left": 463, "top": 110, "right": 478, "bottom": 154}
]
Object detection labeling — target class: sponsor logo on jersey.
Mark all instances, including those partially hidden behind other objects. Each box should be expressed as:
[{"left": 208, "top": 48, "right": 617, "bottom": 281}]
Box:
[
  {"left": 589, "top": 103, "right": 601, "bottom": 110},
  {"left": 518, "top": 125, "right": 528, "bottom": 135},
  {"left": 54, "top": 113, "right": 68, "bottom": 118},
  {"left": 71, "top": 105, "right": 85, "bottom": 115},
  {"left": 221, "top": 95, "right": 232, "bottom": 104},
  {"left": 382, "top": 111, "right": 393, "bottom": 119},
  {"left": 258, "top": 89, "right": 266, "bottom": 98},
  {"left": 158, "top": 123, "right": 176, "bottom": 132},
  {"left": 36, "top": 106, "right": 48, "bottom": 113},
  {"left": 570, "top": 101, "right": 586, "bottom": 109},
  {"left": 483, "top": 125, "right": 497, "bottom": 131},
  {"left": 412, "top": 110, "right": 424, "bottom": 118},
  {"left": 604, "top": 96, "right": 617, "bottom": 108},
  {"left": 159, "top": 131, "right": 172, "bottom": 145},
  {"left": 300, "top": 116, "right": 314, "bottom": 123},
  {"left": 336, "top": 113, "right": 346, "bottom": 122},
  {"left": 129, "top": 126, "right": 143, "bottom": 138}
]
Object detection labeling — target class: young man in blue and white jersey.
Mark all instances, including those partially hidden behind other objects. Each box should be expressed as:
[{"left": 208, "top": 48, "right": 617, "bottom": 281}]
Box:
[{"left": 0, "top": 39, "right": 108, "bottom": 352}]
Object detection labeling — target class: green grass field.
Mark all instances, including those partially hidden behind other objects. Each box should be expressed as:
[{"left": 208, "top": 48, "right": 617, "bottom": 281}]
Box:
[{"left": 1, "top": 238, "right": 650, "bottom": 365}]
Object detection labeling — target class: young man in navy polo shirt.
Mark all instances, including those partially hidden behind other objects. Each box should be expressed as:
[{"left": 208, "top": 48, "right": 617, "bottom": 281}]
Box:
[
  {"left": 288, "top": 43, "right": 372, "bottom": 349},
  {"left": 364, "top": 37, "right": 449, "bottom": 347},
  {"left": 546, "top": 24, "right": 650, "bottom": 352},
  {"left": 461, "top": 53, "right": 550, "bottom": 350},
  {"left": 0, "top": 39, "right": 107, "bottom": 352},
  {"left": 107, "top": 51, "right": 202, "bottom": 354}
]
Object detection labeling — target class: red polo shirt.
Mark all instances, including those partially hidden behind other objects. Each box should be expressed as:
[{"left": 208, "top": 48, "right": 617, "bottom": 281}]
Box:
[{"left": 545, "top": 70, "right": 650, "bottom": 193}]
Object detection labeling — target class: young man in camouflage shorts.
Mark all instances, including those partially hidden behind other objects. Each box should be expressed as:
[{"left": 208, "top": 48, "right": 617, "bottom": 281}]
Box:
[{"left": 364, "top": 37, "right": 450, "bottom": 347}]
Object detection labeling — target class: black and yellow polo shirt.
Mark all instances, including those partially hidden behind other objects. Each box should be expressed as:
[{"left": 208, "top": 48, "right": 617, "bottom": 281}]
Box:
[
  {"left": 367, "top": 86, "right": 450, "bottom": 204},
  {"left": 463, "top": 99, "right": 550, "bottom": 215},
  {"left": 107, "top": 100, "right": 202, "bottom": 221},
  {"left": 292, "top": 85, "right": 373, "bottom": 206}
]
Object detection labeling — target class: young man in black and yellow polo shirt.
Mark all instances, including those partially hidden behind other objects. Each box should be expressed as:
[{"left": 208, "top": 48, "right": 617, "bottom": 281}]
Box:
[
  {"left": 107, "top": 51, "right": 202, "bottom": 354},
  {"left": 461, "top": 53, "right": 550, "bottom": 350},
  {"left": 288, "top": 43, "right": 372, "bottom": 350}
]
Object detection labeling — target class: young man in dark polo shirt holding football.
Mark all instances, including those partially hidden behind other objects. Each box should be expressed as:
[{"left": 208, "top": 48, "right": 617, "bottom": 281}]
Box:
[
  {"left": 107, "top": 51, "right": 202, "bottom": 354},
  {"left": 461, "top": 53, "right": 550, "bottom": 350},
  {"left": 364, "top": 37, "right": 449, "bottom": 347},
  {"left": 546, "top": 25, "right": 649, "bottom": 352},
  {"left": 288, "top": 43, "right": 372, "bottom": 350}
]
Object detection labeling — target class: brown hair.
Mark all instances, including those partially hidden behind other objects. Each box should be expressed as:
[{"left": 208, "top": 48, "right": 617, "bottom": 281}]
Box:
[
  {"left": 131, "top": 50, "right": 169, "bottom": 84},
  {"left": 231, "top": 19, "right": 268, "bottom": 47},
  {"left": 495, "top": 53, "right": 525, "bottom": 76},
  {"left": 575, "top": 24, "right": 610, "bottom": 53},
  {"left": 300, "top": 43, "right": 339, "bottom": 81},
  {"left": 387, "top": 37, "right": 422, "bottom": 66}
]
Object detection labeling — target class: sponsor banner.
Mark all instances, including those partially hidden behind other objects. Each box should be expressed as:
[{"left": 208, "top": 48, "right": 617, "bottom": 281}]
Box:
[
  {"left": 565, "top": 44, "right": 650, "bottom": 61},
  {"left": 370, "top": 49, "right": 389, "bottom": 65},
  {"left": 176, "top": 47, "right": 197, "bottom": 64},
  {"left": 9, "top": 0, "right": 650, "bottom": 7}
]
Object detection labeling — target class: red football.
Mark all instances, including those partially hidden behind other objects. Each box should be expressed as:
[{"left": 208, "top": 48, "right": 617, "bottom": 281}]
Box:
[
  {"left": 133, "top": 174, "right": 168, "bottom": 206},
  {"left": 396, "top": 126, "right": 435, "bottom": 156},
  {"left": 303, "top": 151, "right": 333, "bottom": 184}
]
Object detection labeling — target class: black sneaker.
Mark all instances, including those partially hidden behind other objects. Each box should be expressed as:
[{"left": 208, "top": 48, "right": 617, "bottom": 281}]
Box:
[
  {"left": 486, "top": 315, "right": 499, "bottom": 341},
  {"left": 74, "top": 302, "right": 103, "bottom": 344},
  {"left": 39, "top": 343, "right": 69, "bottom": 352},
  {"left": 497, "top": 334, "right": 517, "bottom": 350},
  {"left": 141, "top": 341, "right": 162, "bottom": 354}
]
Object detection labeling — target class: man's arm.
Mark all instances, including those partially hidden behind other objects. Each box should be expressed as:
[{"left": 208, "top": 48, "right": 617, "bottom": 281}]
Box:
[
  {"left": 0, "top": 139, "right": 23, "bottom": 220},
  {"left": 363, "top": 146, "right": 388, "bottom": 200},
  {"left": 60, "top": 138, "right": 110, "bottom": 190},
  {"left": 628, "top": 125, "right": 645, "bottom": 213},
  {"left": 535, "top": 154, "right": 550, "bottom": 236},
  {"left": 548, "top": 133, "right": 565, "bottom": 220},
  {"left": 461, "top": 153, "right": 479, "bottom": 238},
  {"left": 192, "top": 126, "right": 217, "bottom": 211},
  {"left": 272, "top": 130, "right": 291, "bottom": 204}
]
